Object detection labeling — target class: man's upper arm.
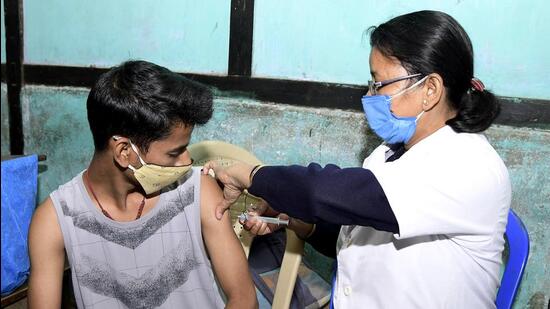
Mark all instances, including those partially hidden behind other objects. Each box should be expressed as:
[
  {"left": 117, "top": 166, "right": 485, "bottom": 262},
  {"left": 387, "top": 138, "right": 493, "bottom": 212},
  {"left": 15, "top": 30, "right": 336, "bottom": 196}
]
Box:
[
  {"left": 27, "top": 198, "right": 66, "bottom": 309},
  {"left": 200, "top": 175, "right": 257, "bottom": 308}
]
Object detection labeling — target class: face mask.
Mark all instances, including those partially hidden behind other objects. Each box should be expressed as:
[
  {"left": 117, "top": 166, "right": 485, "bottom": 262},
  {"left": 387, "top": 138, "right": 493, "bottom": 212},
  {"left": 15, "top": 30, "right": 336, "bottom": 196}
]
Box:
[
  {"left": 127, "top": 141, "right": 193, "bottom": 195},
  {"left": 361, "top": 76, "right": 428, "bottom": 144}
]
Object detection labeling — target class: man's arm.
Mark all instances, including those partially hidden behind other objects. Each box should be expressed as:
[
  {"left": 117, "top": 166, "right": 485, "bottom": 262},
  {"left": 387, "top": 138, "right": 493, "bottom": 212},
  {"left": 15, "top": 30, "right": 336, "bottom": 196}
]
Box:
[
  {"left": 27, "top": 198, "right": 66, "bottom": 309},
  {"left": 200, "top": 175, "right": 258, "bottom": 309}
]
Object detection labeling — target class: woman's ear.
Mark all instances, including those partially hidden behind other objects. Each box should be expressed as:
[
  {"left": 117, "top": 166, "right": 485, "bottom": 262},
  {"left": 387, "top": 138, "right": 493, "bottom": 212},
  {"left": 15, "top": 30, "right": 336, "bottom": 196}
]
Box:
[
  {"left": 111, "top": 136, "right": 131, "bottom": 168},
  {"left": 422, "top": 73, "right": 444, "bottom": 111}
]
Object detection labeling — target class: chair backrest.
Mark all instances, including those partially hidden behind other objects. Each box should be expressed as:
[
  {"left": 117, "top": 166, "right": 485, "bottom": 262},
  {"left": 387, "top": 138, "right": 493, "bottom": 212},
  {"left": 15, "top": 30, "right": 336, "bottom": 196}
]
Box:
[
  {"left": 328, "top": 209, "right": 530, "bottom": 309},
  {"left": 188, "top": 140, "right": 305, "bottom": 309},
  {"left": 496, "top": 209, "right": 530, "bottom": 309}
]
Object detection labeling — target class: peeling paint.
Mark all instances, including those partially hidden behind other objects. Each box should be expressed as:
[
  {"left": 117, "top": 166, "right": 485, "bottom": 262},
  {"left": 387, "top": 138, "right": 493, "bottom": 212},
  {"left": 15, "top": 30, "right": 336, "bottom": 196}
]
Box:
[{"left": 527, "top": 291, "right": 546, "bottom": 309}]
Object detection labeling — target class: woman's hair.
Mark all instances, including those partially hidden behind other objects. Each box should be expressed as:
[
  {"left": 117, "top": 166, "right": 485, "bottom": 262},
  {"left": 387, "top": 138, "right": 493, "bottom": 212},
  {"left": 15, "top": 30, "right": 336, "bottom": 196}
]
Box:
[{"left": 370, "top": 10, "right": 500, "bottom": 133}]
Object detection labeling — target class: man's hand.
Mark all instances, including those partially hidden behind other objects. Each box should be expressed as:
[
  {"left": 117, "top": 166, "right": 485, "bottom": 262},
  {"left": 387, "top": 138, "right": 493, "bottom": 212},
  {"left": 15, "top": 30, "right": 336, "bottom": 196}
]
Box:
[{"left": 202, "top": 161, "right": 255, "bottom": 219}]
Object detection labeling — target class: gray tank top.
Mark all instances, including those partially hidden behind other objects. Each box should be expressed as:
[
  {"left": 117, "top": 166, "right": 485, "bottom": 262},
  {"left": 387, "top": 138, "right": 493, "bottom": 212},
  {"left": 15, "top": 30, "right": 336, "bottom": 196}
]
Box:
[{"left": 51, "top": 168, "right": 225, "bottom": 309}]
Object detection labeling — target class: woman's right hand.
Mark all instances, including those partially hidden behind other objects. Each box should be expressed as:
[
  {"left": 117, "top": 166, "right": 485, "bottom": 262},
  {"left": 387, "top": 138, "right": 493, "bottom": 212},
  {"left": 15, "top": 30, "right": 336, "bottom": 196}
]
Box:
[
  {"left": 243, "top": 214, "right": 316, "bottom": 239},
  {"left": 241, "top": 212, "right": 291, "bottom": 236},
  {"left": 239, "top": 198, "right": 287, "bottom": 235},
  {"left": 240, "top": 199, "right": 315, "bottom": 239}
]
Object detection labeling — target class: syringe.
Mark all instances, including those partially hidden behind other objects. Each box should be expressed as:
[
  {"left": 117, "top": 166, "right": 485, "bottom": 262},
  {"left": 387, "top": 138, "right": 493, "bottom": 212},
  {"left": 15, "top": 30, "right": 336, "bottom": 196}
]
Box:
[{"left": 238, "top": 213, "right": 289, "bottom": 226}]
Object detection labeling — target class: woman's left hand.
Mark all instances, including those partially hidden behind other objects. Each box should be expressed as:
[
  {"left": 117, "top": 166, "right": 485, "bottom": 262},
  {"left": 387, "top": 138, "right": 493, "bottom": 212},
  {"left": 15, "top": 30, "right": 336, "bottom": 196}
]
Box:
[{"left": 202, "top": 161, "right": 255, "bottom": 219}]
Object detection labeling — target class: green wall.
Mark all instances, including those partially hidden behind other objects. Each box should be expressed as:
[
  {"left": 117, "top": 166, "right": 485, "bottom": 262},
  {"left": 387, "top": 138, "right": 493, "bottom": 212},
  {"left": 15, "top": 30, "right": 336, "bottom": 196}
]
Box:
[
  {"left": 1, "top": 0, "right": 5, "bottom": 63},
  {"left": 1, "top": 84, "right": 9, "bottom": 155},
  {"left": 23, "top": 0, "right": 231, "bottom": 74},
  {"left": 20, "top": 0, "right": 550, "bottom": 100},
  {"left": 253, "top": 1, "right": 550, "bottom": 100},
  {"left": 20, "top": 85, "right": 550, "bottom": 308},
  {"left": 2, "top": 0, "right": 549, "bottom": 307}
]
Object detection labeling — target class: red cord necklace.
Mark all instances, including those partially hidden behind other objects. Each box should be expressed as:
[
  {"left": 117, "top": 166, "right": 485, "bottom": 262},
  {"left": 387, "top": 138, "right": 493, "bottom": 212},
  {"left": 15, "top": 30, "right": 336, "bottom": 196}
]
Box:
[{"left": 84, "top": 171, "right": 145, "bottom": 220}]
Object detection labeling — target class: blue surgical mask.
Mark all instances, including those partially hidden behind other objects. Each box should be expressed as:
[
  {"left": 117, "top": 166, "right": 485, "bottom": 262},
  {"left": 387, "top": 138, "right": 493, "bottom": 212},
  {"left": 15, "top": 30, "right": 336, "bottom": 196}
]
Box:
[{"left": 361, "top": 76, "right": 428, "bottom": 144}]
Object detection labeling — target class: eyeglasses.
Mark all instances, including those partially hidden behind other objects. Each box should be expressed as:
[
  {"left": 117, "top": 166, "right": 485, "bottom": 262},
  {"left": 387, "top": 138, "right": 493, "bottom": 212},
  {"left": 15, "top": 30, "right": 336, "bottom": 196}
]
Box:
[{"left": 367, "top": 73, "right": 423, "bottom": 95}]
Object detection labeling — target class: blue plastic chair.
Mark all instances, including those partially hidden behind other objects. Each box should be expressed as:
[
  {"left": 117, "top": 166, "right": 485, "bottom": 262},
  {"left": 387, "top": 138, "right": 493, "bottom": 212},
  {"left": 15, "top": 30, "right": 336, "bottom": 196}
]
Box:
[
  {"left": 328, "top": 209, "right": 529, "bottom": 309},
  {"left": 496, "top": 209, "right": 530, "bottom": 309},
  {"left": 329, "top": 267, "right": 336, "bottom": 309}
]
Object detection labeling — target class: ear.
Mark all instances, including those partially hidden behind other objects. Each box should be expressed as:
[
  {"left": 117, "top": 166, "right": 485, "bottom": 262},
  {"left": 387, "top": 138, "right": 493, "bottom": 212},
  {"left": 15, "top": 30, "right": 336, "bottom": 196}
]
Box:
[
  {"left": 422, "top": 73, "right": 444, "bottom": 111},
  {"left": 111, "top": 136, "right": 132, "bottom": 168}
]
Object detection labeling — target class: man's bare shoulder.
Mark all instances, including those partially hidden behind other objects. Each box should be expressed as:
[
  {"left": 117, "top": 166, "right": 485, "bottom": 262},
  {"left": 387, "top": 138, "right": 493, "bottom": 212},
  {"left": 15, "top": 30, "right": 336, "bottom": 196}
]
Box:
[
  {"left": 200, "top": 174, "right": 223, "bottom": 197},
  {"left": 199, "top": 174, "right": 224, "bottom": 223},
  {"left": 29, "top": 197, "right": 64, "bottom": 250},
  {"left": 33, "top": 197, "right": 57, "bottom": 223}
]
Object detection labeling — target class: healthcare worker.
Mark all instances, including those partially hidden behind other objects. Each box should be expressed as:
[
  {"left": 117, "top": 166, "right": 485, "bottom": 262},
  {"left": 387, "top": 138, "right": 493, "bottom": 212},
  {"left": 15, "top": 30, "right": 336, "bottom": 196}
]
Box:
[{"left": 204, "top": 10, "right": 510, "bottom": 309}]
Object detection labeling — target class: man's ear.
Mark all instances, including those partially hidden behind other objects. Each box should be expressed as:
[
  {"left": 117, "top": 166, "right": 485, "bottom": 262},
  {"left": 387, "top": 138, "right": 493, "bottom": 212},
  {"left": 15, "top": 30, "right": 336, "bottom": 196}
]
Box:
[
  {"left": 422, "top": 73, "right": 444, "bottom": 111},
  {"left": 111, "top": 136, "right": 131, "bottom": 168}
]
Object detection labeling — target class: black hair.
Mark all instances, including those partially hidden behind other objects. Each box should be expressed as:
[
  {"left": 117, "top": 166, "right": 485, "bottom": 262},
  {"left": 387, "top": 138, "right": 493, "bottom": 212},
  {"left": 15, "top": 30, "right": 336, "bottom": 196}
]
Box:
[
  {"left": 87, "top": 60, "right": 213, "bottom": 151},
  {"left": 370, "top": 10, "right": 500, "bottom": 133}
]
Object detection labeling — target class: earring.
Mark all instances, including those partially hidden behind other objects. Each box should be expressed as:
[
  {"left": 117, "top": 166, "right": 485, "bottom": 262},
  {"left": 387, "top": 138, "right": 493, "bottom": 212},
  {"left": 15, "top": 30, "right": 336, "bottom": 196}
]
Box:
[{"left": 423, "top": 99, "right": 427, "bottom": 106}]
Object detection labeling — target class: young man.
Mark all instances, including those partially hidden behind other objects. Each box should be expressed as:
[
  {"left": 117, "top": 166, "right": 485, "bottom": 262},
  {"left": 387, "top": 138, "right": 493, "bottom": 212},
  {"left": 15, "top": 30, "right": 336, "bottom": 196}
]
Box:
[{"left": 27, "top": 61, "right": 258, "bottom": 309}]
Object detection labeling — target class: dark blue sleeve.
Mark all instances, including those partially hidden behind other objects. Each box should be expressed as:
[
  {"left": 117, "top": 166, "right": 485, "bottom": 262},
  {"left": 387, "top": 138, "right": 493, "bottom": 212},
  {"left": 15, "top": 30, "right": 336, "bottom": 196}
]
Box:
[
  {"left": 248, "top": 163, "right": 399, "bottom": 233},
  {"left": 306, "top": 221, "right": 341, "bottom": 258}
]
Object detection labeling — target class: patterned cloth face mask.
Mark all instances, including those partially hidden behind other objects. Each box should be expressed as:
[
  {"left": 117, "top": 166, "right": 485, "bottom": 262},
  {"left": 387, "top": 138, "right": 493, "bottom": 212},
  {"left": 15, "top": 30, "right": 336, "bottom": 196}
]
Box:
[
  {"left": 127, "top": 140, "right": 193, "bottom": 195},
  {"left": 361, "top": 76, "right": 428, "bottom": 144}
]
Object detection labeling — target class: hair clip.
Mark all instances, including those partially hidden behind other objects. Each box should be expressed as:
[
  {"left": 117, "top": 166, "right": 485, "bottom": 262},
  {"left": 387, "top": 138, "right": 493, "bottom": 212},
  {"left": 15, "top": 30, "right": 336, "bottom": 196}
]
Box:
[{"left": 470, "top": 78, "right": 485, "bottom": 92}]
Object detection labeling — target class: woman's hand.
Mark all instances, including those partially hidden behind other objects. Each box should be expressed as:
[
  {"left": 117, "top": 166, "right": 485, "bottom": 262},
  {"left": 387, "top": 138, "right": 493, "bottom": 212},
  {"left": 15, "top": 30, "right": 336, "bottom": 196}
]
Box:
[
  {"left": 202, "top": 161, "right": 255, "bottom": 219},
  {"left": 239, "top": 198, "right": 315, "bottom": 239},
  {"left": 242, "top": 212, "right": 315, "bottom": 239},
  {"left": 241, "top": 213, "right": 290, "bottom": 236},
  {"left": 239, "top": 198, "right": 288, "bottom": 235}
]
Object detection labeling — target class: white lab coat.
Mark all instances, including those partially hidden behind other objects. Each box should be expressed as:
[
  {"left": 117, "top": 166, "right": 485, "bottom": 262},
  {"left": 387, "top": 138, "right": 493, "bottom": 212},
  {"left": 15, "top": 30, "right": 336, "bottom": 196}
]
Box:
[{"left": 334, "top": 126, "right": 511, "bottom": 308}]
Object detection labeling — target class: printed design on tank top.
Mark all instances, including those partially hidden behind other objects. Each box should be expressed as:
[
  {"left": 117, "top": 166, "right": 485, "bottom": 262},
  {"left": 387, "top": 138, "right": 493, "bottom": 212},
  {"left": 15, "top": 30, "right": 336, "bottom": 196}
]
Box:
[
  {"left": 60, "top": 185, "right": 194, "bottom": 249},
  {"left": 75, "top": 240, "right": 199, "bottom": 309}
]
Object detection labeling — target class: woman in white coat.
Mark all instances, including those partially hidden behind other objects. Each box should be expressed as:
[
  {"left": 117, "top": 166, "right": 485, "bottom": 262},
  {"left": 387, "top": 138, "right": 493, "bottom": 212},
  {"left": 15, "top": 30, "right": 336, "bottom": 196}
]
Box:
[{"left": 205, "top": 10, "right": 510, "bottom": 309}]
